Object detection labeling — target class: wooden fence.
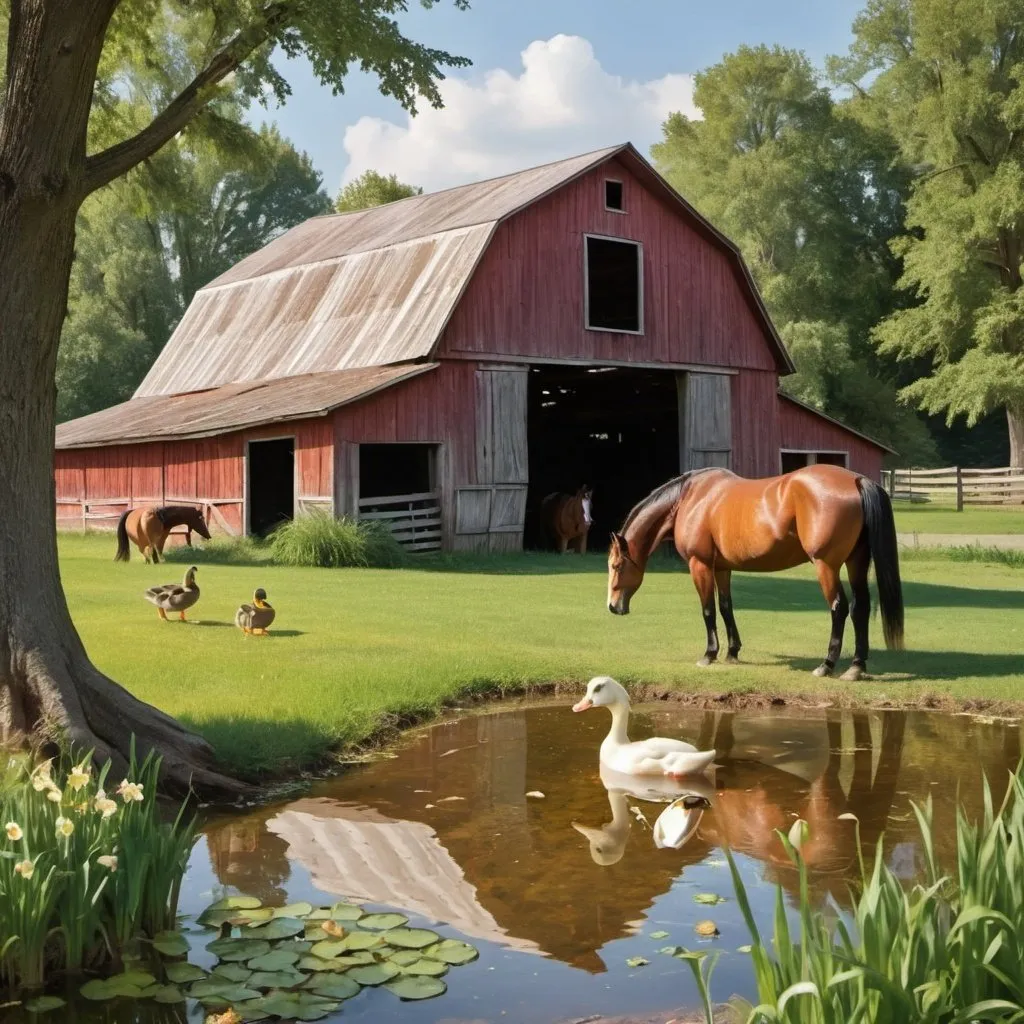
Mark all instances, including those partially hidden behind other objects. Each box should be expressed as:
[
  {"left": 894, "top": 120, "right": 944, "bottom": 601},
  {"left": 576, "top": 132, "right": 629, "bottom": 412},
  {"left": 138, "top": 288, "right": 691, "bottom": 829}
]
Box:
[
  {"left": 55, "top": 497, "right": 242, "bottom": 536},
  {"left": 357, "top": 491, "right": 442, "bottom": 552},
  {"left": 881, "top": 467, "right": 1024, "bottom": 510}
]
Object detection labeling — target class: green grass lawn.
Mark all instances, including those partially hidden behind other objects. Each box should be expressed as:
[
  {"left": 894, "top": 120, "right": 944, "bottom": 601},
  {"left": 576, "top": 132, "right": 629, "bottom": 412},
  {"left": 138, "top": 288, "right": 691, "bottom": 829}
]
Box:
[
  {"left": 894, "top": 502, "right": 1024, "bottom": 535},
  {"left": 59, "top": 533, "right": 1024, "bottom": 780}
]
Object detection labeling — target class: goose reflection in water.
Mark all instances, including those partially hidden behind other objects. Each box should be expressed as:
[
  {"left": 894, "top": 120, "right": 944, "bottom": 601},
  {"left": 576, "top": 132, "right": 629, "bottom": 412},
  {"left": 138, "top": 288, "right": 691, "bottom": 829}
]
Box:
[{"left": 572, "top": 763, "right": 716, "bottom": 865}]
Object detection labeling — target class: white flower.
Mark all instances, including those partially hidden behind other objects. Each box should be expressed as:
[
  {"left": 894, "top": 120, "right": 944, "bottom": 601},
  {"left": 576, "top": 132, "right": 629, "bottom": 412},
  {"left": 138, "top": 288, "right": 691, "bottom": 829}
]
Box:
[
  {"left": 94, "top": 792, "right": 118, "bottom": 819},
  {"left": 117, "top": 780, "right": 144, "bottom": 803},
  {"left": 67, "top": 761, "right": 91, "bottom": 792},
  {"left": 97, "top": 854, "right": 118, "bottom": 872},
  {"left": 55, "top": 816, "right": 74, "bottom": 838},
  {"left": 5, "top": 822, "right": 22, "bottom": 842},
  {"left": 45, "top": 786, "right": 62, "bottom": 803},
  {"left": 788, "top": 818, "right": 809, "bottom": 853},
  {"left": 14, "top": 859, "right": 34, "bottom": 879},
  {"left": 30, "top": 760, "right": 53, "bottom": 792}
]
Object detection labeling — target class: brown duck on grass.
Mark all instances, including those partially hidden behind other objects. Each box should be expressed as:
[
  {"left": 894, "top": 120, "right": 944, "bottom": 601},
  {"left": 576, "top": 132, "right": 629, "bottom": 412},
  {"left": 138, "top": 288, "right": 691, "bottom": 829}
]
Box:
[
  {"left": 235, "top": 588, "right": 275, "bottom": 636},
  {"left": 144, "top": 566, "right": 200, "bottom": 621}
]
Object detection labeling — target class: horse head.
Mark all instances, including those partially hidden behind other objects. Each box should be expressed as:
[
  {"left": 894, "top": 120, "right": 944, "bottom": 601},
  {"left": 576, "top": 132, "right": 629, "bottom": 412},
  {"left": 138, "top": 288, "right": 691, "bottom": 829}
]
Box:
[
  {"left": 607, "top": 532, "right": 643, "bottom": 615},
  {"left": 576, "top": 485, "right": 593, "bottom": 528},
  {"left": 184, "top": 506, "right": 212, "bottom": 540}
]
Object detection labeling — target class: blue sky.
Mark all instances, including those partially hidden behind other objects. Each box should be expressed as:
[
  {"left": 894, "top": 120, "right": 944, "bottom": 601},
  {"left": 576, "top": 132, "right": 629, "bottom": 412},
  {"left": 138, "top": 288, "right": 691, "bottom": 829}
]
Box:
[{"left": 251, "top": 0, "right": 866, "bottom": 196}]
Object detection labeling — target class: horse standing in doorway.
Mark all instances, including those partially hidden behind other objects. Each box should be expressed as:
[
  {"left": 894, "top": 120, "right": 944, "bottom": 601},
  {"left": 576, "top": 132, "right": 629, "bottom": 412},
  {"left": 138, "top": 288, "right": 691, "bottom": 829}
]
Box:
[
  {"left": 114, "top": 505, "right": 211, "bottom": 564},
  {"left": 606, "top": 465, "right": 903, "bottom": 679},
  {"left": 541, "top": 486, "right": 594, "bottom": 554}
]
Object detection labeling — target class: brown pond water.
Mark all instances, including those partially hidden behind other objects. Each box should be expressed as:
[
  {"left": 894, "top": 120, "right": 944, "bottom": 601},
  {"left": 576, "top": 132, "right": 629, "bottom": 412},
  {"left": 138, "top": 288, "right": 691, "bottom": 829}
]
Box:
[{"left": 9, "top": 702, "right": 1024, "bottom": 1023}]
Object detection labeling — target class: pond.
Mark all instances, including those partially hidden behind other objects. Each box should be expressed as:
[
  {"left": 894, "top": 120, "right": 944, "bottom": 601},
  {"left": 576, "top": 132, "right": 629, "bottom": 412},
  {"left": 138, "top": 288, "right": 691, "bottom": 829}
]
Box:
[{"left": 13, "top": 701, "right": 1023, "bottom": 1023}]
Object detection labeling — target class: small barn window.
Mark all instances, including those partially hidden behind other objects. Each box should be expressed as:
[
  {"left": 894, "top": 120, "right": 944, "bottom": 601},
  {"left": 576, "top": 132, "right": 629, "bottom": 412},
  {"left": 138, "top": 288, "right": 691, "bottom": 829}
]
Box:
[
  {"left": 584, "top": 235, "right": 643, "bottom": 334},
  {"left": 604, "top": 179, "right": 624, "bottom": 211},
  {"left": 780, "top": 450, "right": 849, "bottom": 474}
]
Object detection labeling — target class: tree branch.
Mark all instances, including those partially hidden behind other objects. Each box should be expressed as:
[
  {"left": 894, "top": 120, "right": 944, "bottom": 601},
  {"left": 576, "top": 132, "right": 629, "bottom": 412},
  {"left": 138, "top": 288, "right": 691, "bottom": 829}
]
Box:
[{"left": 83, "top": 2, "right": 290, "bottom": 195}]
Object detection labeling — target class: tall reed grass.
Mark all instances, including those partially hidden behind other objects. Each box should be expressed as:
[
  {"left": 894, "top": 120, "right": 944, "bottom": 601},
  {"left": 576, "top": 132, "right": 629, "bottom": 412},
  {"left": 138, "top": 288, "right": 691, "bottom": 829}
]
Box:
[
  {"left": 268, "top": 511, "right": 406, "bottom": 568},
  {"left": 0, "top": 742, "right": 196, "bottom": 992},
  {"left": 688, "top": 771, "right": 1024, "bottom": 1023}
]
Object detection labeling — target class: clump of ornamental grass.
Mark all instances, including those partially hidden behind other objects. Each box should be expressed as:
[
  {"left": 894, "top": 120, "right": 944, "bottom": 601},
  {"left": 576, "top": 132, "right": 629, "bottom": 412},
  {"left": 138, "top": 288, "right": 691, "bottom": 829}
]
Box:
[
  {"left": 268, "top": 510, "right": 406, "bottom": 568},
  {"left": 0, "top": 741, "right": 197, "bottom": 992}
]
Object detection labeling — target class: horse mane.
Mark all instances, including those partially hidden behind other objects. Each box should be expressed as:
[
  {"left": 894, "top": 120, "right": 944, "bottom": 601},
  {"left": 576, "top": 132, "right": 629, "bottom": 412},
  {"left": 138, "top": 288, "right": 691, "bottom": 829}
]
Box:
[{"left": 619, "top": 469, "right": 716, "bottom": 533}]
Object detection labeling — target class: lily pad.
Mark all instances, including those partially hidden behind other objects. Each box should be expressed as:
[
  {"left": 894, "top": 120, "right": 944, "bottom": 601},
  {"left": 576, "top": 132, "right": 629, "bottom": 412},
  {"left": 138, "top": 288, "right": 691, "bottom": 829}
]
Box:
[
  {"left": 384, "top": 975, "right": 447, "bottom": 1000},
  {"left": 247, "top": 949, "right": 300, "bottom": 971},
  {"left": 152, "top": 984, "right": 186, "bottom": 1004},
  {"left": 24, "top": 996, "right": 66, "bottom": 1014},
  {"left": 339, "top": 930, "right": 384, "bottom": 951},
  {"left": 401, "top": 958, "right": 449, "bottom": 977},
  {"left": 310, "top": 939, "right": 348, "bottom": 959},
  {"left": 273, "top": 901, "right": 314, "bottom": 919},
  {"left": 423, "top": 939, "right": 479, "bottom": 965},
  {"left": 626, "top": 956, "right": 650, "bottom": 968},
  {"left": 309, "top": 902, "right": 363, "bottom": 922},
  {"left": 388, "top": 950, "right": 423, "bottom": 967},
  {"left": 737, "top": 945, "right": 753, "bottom": 954},
  {"left": 306, "top": 974, "right": 361, "bottom": 1000},
  {"left": 237, "top": 907, "right": 275, "bottom": 924},
  {"left": 165, "top": 962, "right": 208, "bottom": 984},
  {"left": 291, "top": 940, "right": 314, "bottom": 953},
  {"left": 248, "top": 992, "right": 341, "bottom": 1022},
  {"left": 358, "top": 912, "right": 409, "bottom": 931},
  {"left": 333, "top": 952, "right": 377, "bottom": 967},
  {"left": 197, "top": 908, "right": 239, "bottom": 928},
  {"left": 206, "top": 937, "right": 271, "bottom": 961},
  {"left": 298, "top": 955, "right": 345, "bottom": 973},
  {"left": 693, "top": 893, "right": 726, "bottom": 906},
  {"left": 190, "top": 978, "right": 240, "bottom": 999},
  {"left": 650, "top": 930, "right": 670, "bottom": 940},
  {"left": 347, "top": 962, "right": 401, "bottom": 986},
  {"left": 118, "top": 971, "right": 157, "bottom": 989},
  {"left": 80, "top": 979, "right": 117, "bottom": 1001},
  {"left": 206, "top": 895, "right": 262, "bottom": 911},
  {"left": 383, "top": 927, "right": 440, "bottom": 949},
  {"left": 248, "top": 968, "right": 307, "bottom": 989},
  {"left": 250, "top": 916, "right": 305, "bottom": 940},
  {"left": 152, "top": 929, "right": 189, "bottom": 957},
  {"left": 212, "top": 962, "right": 253, "bottom": 983},
  {"left": 238, "top": 1010, "right": 271, "bottom": 1024}
]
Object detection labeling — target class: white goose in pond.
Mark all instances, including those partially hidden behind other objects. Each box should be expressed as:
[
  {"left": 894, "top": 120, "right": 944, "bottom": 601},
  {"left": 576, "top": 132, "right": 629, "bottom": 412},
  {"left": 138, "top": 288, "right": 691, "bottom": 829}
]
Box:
[{"left": 572, "top": 677, "right": 716, "bottom": 778}]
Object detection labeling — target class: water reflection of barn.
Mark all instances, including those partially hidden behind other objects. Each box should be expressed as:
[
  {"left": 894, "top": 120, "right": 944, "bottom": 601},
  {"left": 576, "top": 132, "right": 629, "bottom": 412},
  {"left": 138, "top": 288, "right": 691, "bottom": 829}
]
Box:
[{"left": 54, "top": 144, "right": 891, "bottom": 551}]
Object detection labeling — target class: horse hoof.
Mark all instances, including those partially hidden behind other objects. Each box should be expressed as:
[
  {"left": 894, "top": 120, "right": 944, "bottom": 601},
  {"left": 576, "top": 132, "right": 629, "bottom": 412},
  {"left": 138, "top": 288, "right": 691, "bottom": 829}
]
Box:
[
  {"left": 725, "top": 654, "right": 740, "bottom": 665},
  {"left": 841, "top": 665, "right": 867, "bottom": 682},
  {"left": 696, "top": 656, "right": 715, "bottom": 668},
  {"left": 812, "top": 664, "right": 833, "bottom": 678}
]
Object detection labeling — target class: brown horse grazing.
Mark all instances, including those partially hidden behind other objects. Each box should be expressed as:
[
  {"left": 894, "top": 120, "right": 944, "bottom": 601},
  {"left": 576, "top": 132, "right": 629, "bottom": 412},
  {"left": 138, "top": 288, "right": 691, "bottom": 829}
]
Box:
[
  {"left": 541, "top": 485, "right": 593, "bottom": 553},
  {"left": 607, "top": 465, "right": 904, "bottom": 680},
  {"left": 114, "top": 505, "right": 211, "bottom": 564}
]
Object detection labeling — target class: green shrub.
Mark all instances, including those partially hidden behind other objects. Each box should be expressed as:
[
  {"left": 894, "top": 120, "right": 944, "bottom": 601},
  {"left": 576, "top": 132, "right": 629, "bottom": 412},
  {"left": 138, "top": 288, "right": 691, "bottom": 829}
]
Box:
[
  {"left": 268, "top": 511, "right": 405, "bottom": 568},
  {"left": 687, "top": 769, "right": 1024, "bottom": 1023},
  {"left": 0, "top": 743, "right": 196, "bottom": 991},
  {"left": 163, "top": 535, "right": 270, "bottom": 565}
]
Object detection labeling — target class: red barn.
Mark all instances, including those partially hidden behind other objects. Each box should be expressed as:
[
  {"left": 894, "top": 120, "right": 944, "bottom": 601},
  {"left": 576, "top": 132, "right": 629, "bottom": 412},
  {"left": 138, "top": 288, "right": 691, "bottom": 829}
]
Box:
[{"left": 54, "top": 143, "right": 892, "bottom": 552}]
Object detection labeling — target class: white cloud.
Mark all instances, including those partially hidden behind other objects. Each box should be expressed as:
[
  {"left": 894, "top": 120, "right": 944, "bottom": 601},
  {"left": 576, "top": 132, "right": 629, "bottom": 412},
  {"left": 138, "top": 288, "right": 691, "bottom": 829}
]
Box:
[{"left": 340, "top": 35, "right": 698, "bottom": 193}]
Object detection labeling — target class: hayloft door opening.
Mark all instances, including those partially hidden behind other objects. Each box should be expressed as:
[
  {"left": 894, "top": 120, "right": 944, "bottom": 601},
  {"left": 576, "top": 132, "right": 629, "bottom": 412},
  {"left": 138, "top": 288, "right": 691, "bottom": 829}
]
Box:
[
  {"left": 358, "top": 443, "right": 441, "bottom": 552},
  {"left": 525, "top": 365, "right": 679, "bottom": 548},
  {"left": 247, "top": 437, "right": 295, "bottom": 537}
]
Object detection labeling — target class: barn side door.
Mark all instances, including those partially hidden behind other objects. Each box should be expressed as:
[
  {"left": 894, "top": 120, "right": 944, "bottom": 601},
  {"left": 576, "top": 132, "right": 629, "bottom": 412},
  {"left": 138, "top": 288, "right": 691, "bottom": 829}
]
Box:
[
  {"left": 677, "top": 371, "right": 733, "bottom": 471},
  {"left": 455, "top": 364, "right": 528, "bottom": 552}
]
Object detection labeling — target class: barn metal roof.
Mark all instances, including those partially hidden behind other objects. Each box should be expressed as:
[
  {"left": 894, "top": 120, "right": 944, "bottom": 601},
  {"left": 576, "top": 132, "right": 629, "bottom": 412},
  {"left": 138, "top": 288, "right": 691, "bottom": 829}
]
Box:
[
  {"left": 132, "top": 143, "right": 794, "bottom": 401},
  {"left": 55, "top": 363, "right": 437, "bottom": 449}
]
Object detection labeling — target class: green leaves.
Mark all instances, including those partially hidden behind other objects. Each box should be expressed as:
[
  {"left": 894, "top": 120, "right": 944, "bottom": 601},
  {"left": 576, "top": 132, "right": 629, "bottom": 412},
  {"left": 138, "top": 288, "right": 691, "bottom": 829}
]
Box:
[
  {"left": 423, "top": 939, "right": 479, "bottom": 965},
  {"left": 384, "top": 974, "right": 448, "bottom": 1000},
  {"left": 359, "top": 912, "right": 409, "bottom": 930},
  {"left": 383, "top": 927, "right": 440, "bottom": 949},
  {"left": 151, "top": 929, "right": 189, "bottom": 956},
  {"left": 249, "top": 917, "right": 305, "bottom": 940},
  {"left": 693, "top": 893, "right": 726, "bottom": 905}
]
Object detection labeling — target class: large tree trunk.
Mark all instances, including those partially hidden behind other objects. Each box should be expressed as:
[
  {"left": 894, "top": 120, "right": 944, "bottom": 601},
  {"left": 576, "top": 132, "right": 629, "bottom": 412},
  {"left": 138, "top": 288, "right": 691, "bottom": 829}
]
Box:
[
  {"left": 1009, "top": 406, "right": 1024, "bottom": 470},
  {"left": 0, "top": 1, "right": 246, "bottom": 799}
]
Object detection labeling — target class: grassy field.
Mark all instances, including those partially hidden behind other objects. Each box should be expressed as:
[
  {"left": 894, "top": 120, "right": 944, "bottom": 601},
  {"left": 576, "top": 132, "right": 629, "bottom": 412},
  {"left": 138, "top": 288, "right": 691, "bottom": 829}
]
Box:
[
  {"left": 893, "top": 502, "right": 1024, "bottom": 535},
  {"left": 60, "top": 533, "right": 1024, "bottom": 779}
]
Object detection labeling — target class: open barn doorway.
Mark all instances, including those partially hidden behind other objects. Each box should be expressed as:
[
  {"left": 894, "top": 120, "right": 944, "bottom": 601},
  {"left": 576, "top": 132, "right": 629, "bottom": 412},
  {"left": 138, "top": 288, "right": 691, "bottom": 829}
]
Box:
[
  {"left": 247, "top": 437, "right": 295, "bottom": 537},
  {"left": 525, "top": 365, "right": 680, "bottom": 549}
]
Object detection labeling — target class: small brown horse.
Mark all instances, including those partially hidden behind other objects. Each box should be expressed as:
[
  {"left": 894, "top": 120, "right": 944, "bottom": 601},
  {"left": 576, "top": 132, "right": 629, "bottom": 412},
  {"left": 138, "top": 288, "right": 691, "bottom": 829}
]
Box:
[
  {"left": 114, "top": 505, "right": 211, "bottom": 564},
  {"left": 541, "top": 485, "right": 593, "bottom": 553},
  {"left": 607, "top": 465, "right": 903, "bottom": 679}
]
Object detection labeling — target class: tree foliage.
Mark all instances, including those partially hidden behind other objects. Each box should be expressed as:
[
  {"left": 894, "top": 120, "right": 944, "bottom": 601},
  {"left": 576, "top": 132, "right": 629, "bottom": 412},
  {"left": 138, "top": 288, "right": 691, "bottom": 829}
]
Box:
[
  {"left": 335, "top": 169, "right": 422, "bottom": 212},
  {"left": 831, "top": 0, "right": 1024, "bottom": 464},
  {"left": 652, "top": 44, "right": 938, "bottom": 463}
]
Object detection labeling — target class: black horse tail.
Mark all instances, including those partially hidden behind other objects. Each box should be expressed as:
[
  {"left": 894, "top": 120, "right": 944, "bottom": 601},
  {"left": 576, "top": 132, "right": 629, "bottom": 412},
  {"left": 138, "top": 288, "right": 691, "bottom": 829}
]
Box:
[
  {"left": 858, "top": 476, "right": 904, "bottom": 650},
  {"left": 114, "top": 510, "right": 132, "bottom": 562}
]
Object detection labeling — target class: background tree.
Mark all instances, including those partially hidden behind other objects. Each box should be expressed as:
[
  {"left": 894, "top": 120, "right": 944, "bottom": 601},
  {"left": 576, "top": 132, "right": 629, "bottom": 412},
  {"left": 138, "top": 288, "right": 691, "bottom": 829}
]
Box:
[
  {"left": 0, "top": 0, "right": 469, "bottom": 795},
  {"left": 335, "top": 168, "right": 422, "bottom": 211},
  {"left": 830, "top": 0, "right": 1024, "bottom": 466},
  {"left": 57, "top": 123, "right": 331, "bottom": 422},
  {"left": 652, "top": 44, "right": 937, "bottom": 464}
]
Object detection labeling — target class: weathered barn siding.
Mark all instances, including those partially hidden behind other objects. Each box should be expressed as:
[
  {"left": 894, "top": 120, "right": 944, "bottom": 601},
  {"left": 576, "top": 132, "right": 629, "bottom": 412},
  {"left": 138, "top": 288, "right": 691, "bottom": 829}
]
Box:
[
  {"left": 778, "top": 395, "right": 884, "bottom": 480},
  {"left": 55, "top": 418, "right": 335, "bottom": 537},
  {"left": 731, "top": 371, "right": 783, "bottom": 477},
  {"left": 439, "top": 158, "right": 780, "bottom": 373}
]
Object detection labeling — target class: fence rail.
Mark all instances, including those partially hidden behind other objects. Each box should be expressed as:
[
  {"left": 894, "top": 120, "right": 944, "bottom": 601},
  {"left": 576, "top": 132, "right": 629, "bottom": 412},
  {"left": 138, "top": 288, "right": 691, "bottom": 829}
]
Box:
[
  {"left": 357, "top": 491, "right": 442, "bottom": 551},
  {"left": 881, "top": 466, "right": 1024, "bottom": 510}
]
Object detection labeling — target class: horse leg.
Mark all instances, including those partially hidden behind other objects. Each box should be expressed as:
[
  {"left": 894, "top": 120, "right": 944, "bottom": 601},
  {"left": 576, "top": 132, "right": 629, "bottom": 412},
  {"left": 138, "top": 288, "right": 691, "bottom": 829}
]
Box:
[
  {"left": 690, "top": 557, "right": 720, "bottom": 667},
  {"left": 557, "top": 534, "right": 568, "bottom": 554},
  {"left": 578, "top": 531, "right": 588, "bottom": 555},
  {"left": 812, "top": 559, "right": 849, "bottom": 678},
  {"left": 715, "top": 569, "right": 742, "bottom": 663},
  {"left": 841, "top": 540, "right": 872, "bottom": 681}
]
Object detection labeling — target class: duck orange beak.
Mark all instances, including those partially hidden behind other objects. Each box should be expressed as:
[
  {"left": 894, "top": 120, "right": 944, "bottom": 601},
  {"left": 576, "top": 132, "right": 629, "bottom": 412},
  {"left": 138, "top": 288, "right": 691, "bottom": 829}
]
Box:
[{"left": 572, "top": 698, "right": 593, "bottom": 713}]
